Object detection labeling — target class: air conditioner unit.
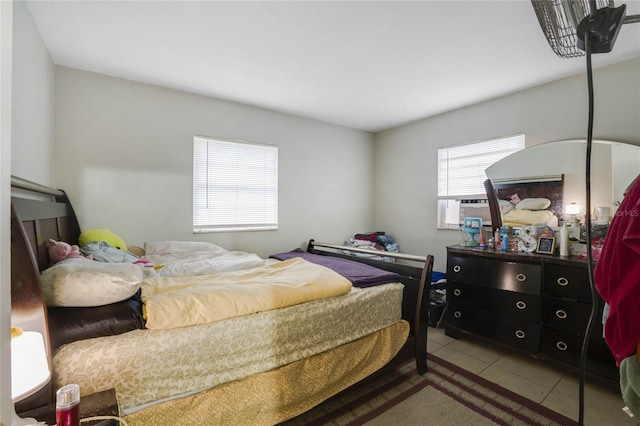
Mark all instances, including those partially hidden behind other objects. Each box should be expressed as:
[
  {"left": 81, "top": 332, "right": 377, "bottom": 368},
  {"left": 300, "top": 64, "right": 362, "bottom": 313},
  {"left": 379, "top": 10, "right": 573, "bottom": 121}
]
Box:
[{"left": 459, "top": 199, "right": 492, "bottom": 226}]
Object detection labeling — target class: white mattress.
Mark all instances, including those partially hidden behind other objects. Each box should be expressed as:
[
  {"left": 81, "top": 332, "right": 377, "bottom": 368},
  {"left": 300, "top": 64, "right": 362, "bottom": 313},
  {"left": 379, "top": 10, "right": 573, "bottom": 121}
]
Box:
[{"left": 52, "top": 282, "right": 404, "bottom": 413}]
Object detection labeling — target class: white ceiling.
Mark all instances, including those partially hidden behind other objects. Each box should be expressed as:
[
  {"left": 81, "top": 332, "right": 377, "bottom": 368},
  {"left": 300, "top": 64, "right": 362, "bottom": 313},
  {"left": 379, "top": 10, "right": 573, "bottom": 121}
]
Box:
[{"left": 26, "top": 0, "right": 640, "bottom": 133}]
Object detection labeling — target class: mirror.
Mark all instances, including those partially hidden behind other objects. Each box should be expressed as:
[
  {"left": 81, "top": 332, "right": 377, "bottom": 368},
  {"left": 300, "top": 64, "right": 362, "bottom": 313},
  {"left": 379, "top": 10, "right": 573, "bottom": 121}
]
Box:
[{"left": 485, "top": 140, "right": 640, "bottom": 225}]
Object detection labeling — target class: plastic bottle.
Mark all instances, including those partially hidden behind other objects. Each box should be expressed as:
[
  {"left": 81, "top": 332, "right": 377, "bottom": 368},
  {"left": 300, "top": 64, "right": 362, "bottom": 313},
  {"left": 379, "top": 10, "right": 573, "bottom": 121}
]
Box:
[
  {"left": 494, "top": 228, "right": 501, "bottom": 251},
  {"left": 560, "top": 222, "right": 569, "bottom": 256},
  {"left": 478, "top": 229, "right": 487, "bottom": 248},
  {"left": 500, "top": 226, "right": 509, "bottom": 251},
  {"left": 56, "top": 384, "right": 80, "bottom": 426}
]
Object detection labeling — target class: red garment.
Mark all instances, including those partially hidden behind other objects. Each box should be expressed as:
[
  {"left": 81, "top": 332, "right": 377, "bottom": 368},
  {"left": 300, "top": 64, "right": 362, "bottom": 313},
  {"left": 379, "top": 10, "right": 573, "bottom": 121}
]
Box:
[{"left": 595, "top": 174, "right": 640, "bottom": 366}]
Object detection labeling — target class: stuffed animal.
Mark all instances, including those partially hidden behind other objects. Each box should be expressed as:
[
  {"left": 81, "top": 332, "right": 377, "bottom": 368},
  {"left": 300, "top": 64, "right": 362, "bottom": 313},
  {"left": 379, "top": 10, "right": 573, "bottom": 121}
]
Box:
[
  {"left": 79, "top": 229, "right": 128, "bottom": 251},
  {"left": 48, "top": 239, "right": 93, "bottom": 263}
]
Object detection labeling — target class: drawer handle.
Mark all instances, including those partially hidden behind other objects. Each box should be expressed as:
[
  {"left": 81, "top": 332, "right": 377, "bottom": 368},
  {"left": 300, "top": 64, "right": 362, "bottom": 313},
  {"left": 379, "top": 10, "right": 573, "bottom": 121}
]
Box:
[
  {"left": 555, "top": 309, "right": 568, "bottom": 319},
  {"left": 515, "top": 330, "right": 526, "bottom": 339},
  {"left": 453, "top": 265, "right": 461, "bottom": 273},
  {"left": 453, "top": 289, "right": 461, "bottom": 296},
  {"left": 453, "top": 311, "right": 462, "bottom": 319},
  {"left": 516, "top": 273, "right": 526, "bottom": 282},
  {"left": 515, "top": 301, "right": 527, "bottom": 310},
  {"left": 557, "top": 277, "right": 569, "bottom": 286},
  {"left": 556, "top": 341, "right": 568, "bottom": 351}
]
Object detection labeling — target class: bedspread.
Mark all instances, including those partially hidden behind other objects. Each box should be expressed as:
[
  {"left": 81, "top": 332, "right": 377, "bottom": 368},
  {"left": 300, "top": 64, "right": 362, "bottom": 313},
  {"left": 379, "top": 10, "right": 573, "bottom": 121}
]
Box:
[
  {"left": 123, "top": 320, "right": 409, "bottom": 426},
  {"left": 53, "top": 283, "right": 404, "bottom": 412},
  {"left": 141, "top": 258, "right": 352, "bottom": 329}
]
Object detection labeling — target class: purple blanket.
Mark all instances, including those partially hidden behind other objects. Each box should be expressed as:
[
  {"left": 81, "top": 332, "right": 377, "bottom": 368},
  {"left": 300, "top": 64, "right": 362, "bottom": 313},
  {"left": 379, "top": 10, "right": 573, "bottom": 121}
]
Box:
[{"left": 270, "top": 249, "right": 401, "bottom": 288}]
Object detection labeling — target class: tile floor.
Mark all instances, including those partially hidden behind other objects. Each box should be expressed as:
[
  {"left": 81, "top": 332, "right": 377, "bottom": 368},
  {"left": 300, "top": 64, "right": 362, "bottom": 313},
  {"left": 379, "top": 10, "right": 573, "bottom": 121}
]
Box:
[{"left": 427, "top": 327, "right": 638, "bottom": 425}]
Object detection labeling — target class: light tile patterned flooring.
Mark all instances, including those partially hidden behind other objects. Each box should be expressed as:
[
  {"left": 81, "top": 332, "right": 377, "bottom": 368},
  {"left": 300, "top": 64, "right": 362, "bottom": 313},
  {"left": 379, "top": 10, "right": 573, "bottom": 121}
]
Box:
[{"left": 428, "top": 327, "right": 638, "bottom": 425}]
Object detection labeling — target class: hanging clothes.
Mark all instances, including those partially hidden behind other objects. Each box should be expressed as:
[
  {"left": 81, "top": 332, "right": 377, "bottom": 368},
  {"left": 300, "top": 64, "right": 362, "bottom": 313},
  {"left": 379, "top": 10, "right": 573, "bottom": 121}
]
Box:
[{"left": 594, "top": 174, "right": 640, "bottom": 366}]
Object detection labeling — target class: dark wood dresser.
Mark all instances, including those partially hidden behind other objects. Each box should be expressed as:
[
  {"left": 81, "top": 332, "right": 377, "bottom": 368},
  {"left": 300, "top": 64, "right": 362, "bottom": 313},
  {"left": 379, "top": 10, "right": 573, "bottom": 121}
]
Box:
[{"left": 445, "top": 245, "right": 617, "bottom": 380}]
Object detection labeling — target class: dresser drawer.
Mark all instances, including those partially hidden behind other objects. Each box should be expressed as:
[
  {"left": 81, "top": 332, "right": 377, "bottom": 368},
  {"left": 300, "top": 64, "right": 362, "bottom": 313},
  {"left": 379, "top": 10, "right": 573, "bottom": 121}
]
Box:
[
  {"left": 587, "top": 338, "right": 619, "bottom": 380},
  {"left": 446, "top": 303, "right": 491, "bottom": 336},
  {"left": 544, "top": 264, "right": 593, "bottom": 303},
  {"left": 541, "top": 327, "right": 584, "bottom": 367},
  {"left": 447, "top": 255, "right": 541, "bottom": 294},
  {"left": 541, "top": 327, "right": 618, "bottom": 380},
  {"left": 447, "top": 303, "right": 541, "bottom": 353},
  {"left": 542, "top": 296, "right": 604, "bottom": 336},
  {"left": 448, "top": 282, "right": 541, "bottom": 322},
  {"left": 493, "top": 320, "right": 541, "bottom": 354}
]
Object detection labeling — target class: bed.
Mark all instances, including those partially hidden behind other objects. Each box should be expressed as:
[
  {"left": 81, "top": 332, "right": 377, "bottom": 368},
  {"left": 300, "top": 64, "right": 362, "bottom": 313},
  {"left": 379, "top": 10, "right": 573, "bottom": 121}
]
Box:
[
  {"left": 10, "top": 176, "right": 433, "bottom": 425},
  {"left": 485, "top": 175, "right": 564, "bottom": 229}
]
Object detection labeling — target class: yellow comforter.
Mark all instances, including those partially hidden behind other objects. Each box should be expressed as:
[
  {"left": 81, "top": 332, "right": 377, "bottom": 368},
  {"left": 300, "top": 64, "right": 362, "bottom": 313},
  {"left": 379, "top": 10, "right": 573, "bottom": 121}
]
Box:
[
  {"left": 141, "top": 258, "right": 352, "bottom": 329},
  {"left": 503, "top": 209, "right": 555, "bottom": 226}
]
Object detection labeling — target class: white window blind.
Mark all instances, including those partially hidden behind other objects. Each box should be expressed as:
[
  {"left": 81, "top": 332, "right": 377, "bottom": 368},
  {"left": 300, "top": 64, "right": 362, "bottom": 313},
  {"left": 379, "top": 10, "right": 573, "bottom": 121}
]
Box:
[
  {"left": 438, "top": 134, "right": 525, "bottom": 199},
  {"left": 193, "top": 136, "right": 278, "bottom": 232},
  {"left": 436, "top": 134, "right": 524, "bottom": 229}
]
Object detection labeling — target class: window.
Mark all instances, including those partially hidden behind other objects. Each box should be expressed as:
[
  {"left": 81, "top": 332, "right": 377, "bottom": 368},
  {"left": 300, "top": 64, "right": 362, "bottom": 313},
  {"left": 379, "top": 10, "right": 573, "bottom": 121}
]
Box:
[
  {"left": 193, "top": 136, "right": 278, "bottom": 232},
  {"left": 437, "top": 134, "right": 525, "bottom": 229}
]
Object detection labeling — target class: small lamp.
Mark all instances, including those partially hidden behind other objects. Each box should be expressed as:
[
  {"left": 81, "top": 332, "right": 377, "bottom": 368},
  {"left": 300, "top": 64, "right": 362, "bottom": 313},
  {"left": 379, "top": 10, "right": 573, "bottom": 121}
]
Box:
[
  {"left": 11, "top": 328, "right": 49, "bottom": 425},
  {"left": 565, "top": 202, "right": 580, "bottom": 226},
  {"left": 565, "top": 202, "right": 581, "bottom": 240}
]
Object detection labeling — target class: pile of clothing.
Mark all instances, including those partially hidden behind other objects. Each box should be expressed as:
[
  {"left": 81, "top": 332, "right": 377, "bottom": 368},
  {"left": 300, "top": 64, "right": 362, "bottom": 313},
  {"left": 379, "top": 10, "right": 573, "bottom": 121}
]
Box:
[{"left": 343, "top": 231, "right": 399, "bottom": 263}]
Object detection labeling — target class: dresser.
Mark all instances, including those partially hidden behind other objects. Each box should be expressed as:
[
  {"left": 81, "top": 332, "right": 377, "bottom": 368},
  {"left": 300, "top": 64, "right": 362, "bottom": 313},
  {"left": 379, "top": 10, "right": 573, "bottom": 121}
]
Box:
[{"left": 445, "top": 245, "right": 617, "bottom": 380}]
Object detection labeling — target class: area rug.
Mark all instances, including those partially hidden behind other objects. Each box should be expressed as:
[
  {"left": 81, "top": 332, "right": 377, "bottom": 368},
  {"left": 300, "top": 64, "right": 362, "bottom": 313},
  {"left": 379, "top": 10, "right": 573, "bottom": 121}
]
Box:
[{"left": 281, "top": 352, "right": 577, "bottom": 426}]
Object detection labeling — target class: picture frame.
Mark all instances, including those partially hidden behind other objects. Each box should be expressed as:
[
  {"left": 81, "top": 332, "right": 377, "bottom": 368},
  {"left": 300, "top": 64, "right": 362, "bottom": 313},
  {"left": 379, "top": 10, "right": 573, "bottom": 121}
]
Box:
[{"left": 536, "top": 236, "right": 556, "bottom": 254}]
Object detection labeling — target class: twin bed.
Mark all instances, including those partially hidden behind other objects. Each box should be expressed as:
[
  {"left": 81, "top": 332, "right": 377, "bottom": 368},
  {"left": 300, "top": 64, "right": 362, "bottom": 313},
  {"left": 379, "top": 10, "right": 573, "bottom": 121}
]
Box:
[{"left": 10, "top": 176, "right": 433, "bottom": 425}]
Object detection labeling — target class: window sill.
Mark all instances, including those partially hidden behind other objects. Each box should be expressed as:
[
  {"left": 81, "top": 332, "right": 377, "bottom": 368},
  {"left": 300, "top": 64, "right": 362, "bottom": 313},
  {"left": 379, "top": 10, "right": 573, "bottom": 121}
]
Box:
[
  {"left": 437, "top": 224, "right": 461, "bottom": 230},
  {"left": 194, "top": 226, "right": 278, "bottom": 233}
]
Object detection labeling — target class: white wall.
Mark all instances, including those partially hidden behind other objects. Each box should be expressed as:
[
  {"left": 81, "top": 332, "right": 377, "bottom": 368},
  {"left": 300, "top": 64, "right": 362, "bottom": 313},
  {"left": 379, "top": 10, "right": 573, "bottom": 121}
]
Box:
[
  {"left": 1, "top": 1, "right": 56, "bottom": 421},
  {"left": 612, "top": 143, "right": 640, "bottom": 204},
  {"left": 0, "top": 2, "right": 13, "bottom": 422},
  {"left": 55, "top": 58, "right": 640, "bottom": 269},
  {"left": 11, "top": 0, "right": 55, "bottom": 184},
  {"left": 373, "top": 58, "right": 640, "bottom": 272},
  {"left": 55, "top": 67, "right": 375, "bottom": 257}
]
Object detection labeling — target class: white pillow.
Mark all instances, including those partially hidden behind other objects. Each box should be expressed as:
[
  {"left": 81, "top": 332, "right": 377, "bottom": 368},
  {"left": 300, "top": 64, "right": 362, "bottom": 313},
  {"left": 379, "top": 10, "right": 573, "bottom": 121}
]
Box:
[
  {"left": 515, "top": 198, "right": 551, "bottom": 211},
  {"left": 42, "top": 258, "right": 143, "bottom": 307}
]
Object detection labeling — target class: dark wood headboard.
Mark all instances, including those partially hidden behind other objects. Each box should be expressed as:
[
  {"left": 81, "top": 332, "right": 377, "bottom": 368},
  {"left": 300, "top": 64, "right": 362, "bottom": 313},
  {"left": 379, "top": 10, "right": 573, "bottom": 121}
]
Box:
[
  {"left": 492, "top": 175, "right": 565, "bottom": 221},
  {"left": 11, "top": 176, "right": 82, "bottom": 411}
]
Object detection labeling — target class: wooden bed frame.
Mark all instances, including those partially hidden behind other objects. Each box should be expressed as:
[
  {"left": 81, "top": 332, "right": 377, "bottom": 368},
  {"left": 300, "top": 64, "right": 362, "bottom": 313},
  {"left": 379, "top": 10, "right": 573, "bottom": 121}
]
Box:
[
  {"left": 11, "top": 176, "right": 81, "bottom": 413},
  {"left": 10, "top": 176, "right": 433, "bottom": 417},
  {"left": 306, "top": 240, "right": 432, "bottom": 374}
]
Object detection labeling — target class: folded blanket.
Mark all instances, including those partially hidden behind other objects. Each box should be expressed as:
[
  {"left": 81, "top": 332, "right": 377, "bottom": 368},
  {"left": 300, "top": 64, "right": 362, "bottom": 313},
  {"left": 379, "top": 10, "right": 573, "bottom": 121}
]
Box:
[
  {"left": 270, "top": 249, "right": 401, "bottom": 287},
  {"left": 142, "top": 258, "right": 352, "bottom": 329},
  {"left": 502, "top": 209, "right": 555, "bottom": 226}
]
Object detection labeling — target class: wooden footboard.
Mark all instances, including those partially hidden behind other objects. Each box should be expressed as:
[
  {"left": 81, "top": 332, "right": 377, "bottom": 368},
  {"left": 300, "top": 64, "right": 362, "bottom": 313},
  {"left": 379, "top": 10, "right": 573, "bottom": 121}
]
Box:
[{"left": 306, "top": 239, "right": 433, "bottom": 374}]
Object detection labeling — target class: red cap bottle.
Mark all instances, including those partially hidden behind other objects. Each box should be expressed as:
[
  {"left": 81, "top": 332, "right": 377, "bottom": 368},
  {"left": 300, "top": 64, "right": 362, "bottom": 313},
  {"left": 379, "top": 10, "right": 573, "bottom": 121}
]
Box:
[{"left": 56, "top": 384, "right": 80, "bottom": 426}]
